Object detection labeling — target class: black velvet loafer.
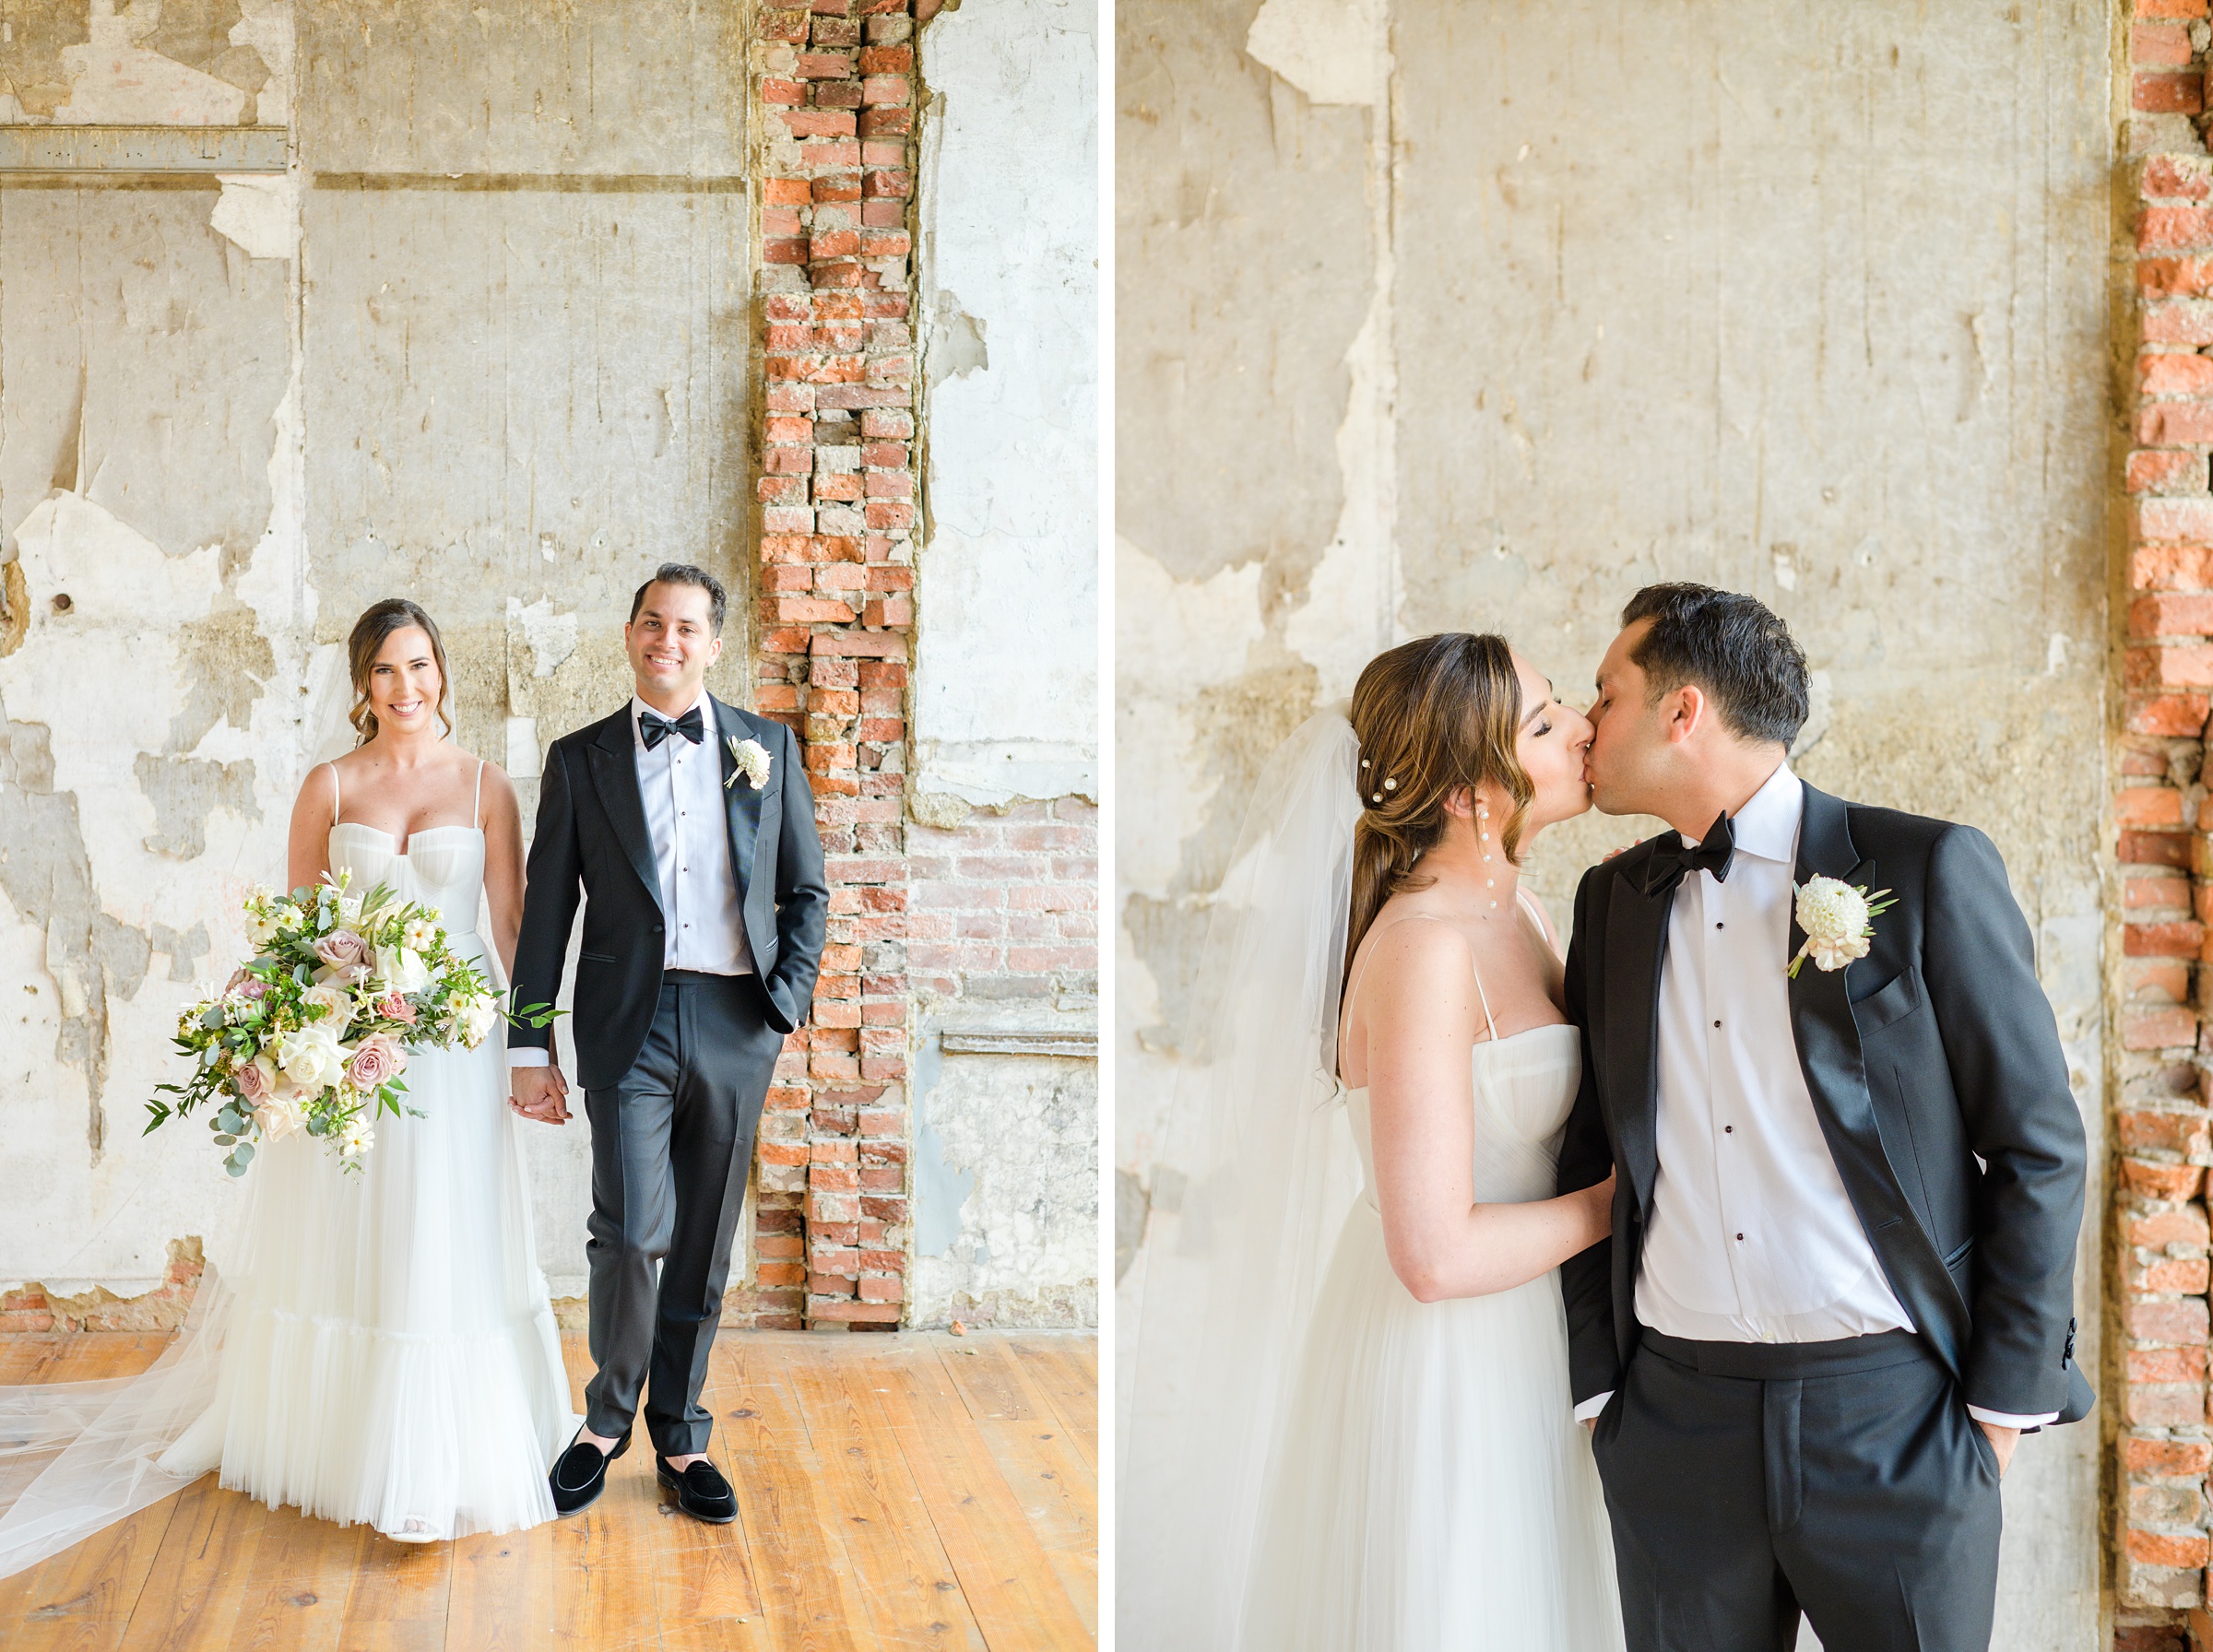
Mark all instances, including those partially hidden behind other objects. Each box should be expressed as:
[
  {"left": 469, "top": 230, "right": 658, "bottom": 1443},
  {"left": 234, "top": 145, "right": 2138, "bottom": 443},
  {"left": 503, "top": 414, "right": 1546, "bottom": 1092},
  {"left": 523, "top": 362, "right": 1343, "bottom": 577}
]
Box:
[
  {"left": 550, "top": 1426, "right": 632, "bottom": 1516},
  {"left": 657, "top": 1455, "right": 738, "bottom": 1524}
]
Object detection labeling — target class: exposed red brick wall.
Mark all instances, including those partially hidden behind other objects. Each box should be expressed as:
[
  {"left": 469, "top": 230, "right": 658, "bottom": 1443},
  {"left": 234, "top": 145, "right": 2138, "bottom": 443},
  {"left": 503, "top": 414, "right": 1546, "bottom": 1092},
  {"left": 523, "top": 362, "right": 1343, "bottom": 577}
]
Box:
[
  {"left": 908, "top": 801, "right": 1100, "bottom": 1001},
  {"left": 2123, "top": 1, "right": 2213, "bottom": 1629},
  {"left": 750, "top": 0, "right": 920, "bottom": 1331}
]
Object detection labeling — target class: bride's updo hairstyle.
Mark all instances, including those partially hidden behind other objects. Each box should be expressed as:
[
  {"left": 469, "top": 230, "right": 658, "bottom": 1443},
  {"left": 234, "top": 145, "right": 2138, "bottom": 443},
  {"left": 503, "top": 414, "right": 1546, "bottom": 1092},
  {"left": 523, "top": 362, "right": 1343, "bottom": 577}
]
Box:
[
  {"left": 346, "top": 597, "right": 455, "bottom": 745},
  {"left": 1344, "top": 632, "right": 1532, "bottom": 989}
]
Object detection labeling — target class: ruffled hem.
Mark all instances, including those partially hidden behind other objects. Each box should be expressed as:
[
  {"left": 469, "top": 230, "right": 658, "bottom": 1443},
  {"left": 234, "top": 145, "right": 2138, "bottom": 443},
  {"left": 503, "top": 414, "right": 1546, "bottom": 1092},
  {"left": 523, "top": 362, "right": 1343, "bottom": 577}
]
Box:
[{"left": 207, "top": 1296, "right": 574, "bottom": 1540}]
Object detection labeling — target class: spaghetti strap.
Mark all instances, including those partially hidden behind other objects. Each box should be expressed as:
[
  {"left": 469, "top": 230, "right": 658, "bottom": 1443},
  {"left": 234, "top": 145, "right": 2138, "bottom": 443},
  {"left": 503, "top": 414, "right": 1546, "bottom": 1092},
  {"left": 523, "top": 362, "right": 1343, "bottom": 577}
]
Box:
[
  {"left": 325, "top": 761, "right": 340, "bottom": 828},
  {"left": 1344, "top": 914, "right": 1500, "bottom": 1047},
  {"left": 472, "top": 758, "right": 485, "bottom": 829}
]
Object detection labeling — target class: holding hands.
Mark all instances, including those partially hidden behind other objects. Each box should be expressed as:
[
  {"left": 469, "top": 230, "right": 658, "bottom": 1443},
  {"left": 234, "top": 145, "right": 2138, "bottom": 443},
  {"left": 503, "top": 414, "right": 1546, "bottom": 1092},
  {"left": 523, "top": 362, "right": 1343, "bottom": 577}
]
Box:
[{"left": 511, "top": 1063, "right": 571, "bottom": 1125}]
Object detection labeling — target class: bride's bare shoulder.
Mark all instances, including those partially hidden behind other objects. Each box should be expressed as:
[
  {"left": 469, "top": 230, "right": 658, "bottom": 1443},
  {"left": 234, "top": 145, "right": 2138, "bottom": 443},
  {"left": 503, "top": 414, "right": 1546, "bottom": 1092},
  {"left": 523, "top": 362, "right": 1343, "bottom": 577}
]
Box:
[
  {"left": 1357, "top": 908, "right": 1478, "bottom": 1004},
  {"left": 290, "top": 755, "right": 342, "bottom": 821}
]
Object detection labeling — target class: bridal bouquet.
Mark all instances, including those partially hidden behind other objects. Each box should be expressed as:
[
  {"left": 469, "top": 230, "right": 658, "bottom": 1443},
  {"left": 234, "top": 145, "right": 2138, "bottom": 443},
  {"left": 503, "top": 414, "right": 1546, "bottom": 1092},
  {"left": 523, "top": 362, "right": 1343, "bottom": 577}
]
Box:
[{"left": 146, "top": 872, "right": 535, "bottom": 1176}]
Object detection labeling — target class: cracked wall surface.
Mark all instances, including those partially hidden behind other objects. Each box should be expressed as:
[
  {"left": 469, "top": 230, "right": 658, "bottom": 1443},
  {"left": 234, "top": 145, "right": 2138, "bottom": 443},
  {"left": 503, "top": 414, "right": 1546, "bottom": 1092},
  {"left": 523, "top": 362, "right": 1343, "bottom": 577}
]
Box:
[
  {"left": 1117, "top": 2, "right": 2110, "bottom": 1646},
  {"left": 0, "top": 0, "right": 750, "bottom": 1307},
  {"left": 905, "top": 0, "right": 1100, "bottom": 1328}
]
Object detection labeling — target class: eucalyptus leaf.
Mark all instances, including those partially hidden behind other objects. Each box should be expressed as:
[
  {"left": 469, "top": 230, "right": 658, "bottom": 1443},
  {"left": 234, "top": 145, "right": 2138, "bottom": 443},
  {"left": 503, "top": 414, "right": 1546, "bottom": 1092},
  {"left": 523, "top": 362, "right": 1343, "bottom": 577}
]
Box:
[
  {"left": 232, "top": 1141, "right": 254, "bottom": 1165},
  {"left": 213, "top": 1133, "right": 235, "bottom": 1146},
  {"left": 225, "top": 1157, "right": 248, "bottom": 1177}
]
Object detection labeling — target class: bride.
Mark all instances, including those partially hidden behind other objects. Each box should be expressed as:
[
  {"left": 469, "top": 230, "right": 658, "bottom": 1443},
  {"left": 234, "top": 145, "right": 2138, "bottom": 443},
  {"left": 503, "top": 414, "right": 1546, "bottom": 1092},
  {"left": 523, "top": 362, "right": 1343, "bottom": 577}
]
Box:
[
  {"left": 0, "top": 597, "right": 573, "bottom": 1567},
  {"left": 1121, "top": 632, "right": 1625, "bottom": 1649}
]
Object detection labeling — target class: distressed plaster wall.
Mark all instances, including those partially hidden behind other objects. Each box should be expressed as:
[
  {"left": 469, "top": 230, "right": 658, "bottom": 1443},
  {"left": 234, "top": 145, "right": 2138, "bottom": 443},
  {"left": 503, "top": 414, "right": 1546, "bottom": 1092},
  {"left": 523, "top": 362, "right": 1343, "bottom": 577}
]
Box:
[
  {"left": 0, "top": 0, "right": 752, "bottom": 1309},
  {"left": 905, "top": 0, "right": 1100, "bottom": 1329},
  {"left": 1117, "top": 1, "right": 2111, "bottom": 1645}
]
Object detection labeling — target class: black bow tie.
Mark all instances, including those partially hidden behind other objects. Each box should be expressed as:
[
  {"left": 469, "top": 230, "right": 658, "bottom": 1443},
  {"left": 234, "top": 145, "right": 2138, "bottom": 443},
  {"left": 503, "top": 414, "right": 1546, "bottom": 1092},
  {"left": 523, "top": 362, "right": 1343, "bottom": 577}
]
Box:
[
  {"left": 1642, "top": 810, "right": 1736, "bottom": 898},
  {"left": 640, "top": 706, "right": 705, "bottom": 750}
]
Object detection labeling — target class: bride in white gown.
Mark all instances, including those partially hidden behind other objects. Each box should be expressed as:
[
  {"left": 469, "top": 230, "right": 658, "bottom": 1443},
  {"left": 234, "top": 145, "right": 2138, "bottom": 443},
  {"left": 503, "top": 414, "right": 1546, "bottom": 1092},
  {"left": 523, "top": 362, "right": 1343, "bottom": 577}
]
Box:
[
  {"left": 1122, "top": 632, "right": 1626, "bottom": 1650},
  {"left": 0, "top": 597, "right": 573, "bottom": 1569}
]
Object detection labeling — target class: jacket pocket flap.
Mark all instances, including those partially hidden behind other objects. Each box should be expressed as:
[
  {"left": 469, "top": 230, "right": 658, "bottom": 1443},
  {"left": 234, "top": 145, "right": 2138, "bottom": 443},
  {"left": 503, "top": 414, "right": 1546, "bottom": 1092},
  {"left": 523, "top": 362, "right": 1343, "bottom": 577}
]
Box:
[{"left": 1850, "top": 962, "right": 1923, "bottom": 1037}]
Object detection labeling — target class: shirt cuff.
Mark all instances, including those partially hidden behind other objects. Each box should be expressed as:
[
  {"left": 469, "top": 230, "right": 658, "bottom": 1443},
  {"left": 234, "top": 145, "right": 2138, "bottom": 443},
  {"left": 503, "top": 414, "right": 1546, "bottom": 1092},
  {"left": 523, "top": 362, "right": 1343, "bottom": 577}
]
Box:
[
  {"left": 1965, "top": 1406, "right": 2058, "bottom": 1428},
  {"left": 1573, "top": 1391, "right": 1614, "bottom": 1423},
  {"left": 506, "top": 1047, "right": 550, "bottom": 1068}
]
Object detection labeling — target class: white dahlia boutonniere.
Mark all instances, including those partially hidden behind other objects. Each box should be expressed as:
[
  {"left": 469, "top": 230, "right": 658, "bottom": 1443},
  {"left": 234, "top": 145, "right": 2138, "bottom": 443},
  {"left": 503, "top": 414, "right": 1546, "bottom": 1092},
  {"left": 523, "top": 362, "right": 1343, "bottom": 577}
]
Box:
[
  {"left": 726, "top": 735, "right": 773, "bottom": 792},
  {"left": 1788, "top": 875, "right": 1898, "bottom": 978}
]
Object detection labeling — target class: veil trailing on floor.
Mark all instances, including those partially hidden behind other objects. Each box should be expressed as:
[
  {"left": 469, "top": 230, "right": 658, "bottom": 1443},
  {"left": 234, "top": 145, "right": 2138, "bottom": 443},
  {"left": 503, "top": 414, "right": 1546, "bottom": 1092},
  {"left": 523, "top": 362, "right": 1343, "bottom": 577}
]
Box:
[
  {"left": 1118, "top": 708, "right": 1369, "bottom": 1650},
  {"left": 0, "top": 1266, "right": 235, "bottom": 1578}
]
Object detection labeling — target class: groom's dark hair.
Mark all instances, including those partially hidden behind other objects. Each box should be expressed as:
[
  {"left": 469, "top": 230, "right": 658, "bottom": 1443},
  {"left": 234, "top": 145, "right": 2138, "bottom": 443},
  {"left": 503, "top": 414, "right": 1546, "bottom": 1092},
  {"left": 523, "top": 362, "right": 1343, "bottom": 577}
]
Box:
[
  {"left": 1621, "top": 583, "right": 1808, "bottom": 746},
  {"left": 631, "top": 562, "right": 728, "bottom": 636}
]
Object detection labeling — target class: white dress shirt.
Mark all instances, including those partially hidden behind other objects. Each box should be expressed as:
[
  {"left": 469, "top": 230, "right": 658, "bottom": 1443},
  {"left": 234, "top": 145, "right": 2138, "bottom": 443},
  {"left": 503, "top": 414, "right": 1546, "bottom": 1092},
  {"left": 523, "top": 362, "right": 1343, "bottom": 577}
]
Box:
[
  {"left": 509, "top": 690, "right": 751, "bottom": 1070},
  {"left": 1574, "top": 764, "right": 2053, "bottom": 1427}
]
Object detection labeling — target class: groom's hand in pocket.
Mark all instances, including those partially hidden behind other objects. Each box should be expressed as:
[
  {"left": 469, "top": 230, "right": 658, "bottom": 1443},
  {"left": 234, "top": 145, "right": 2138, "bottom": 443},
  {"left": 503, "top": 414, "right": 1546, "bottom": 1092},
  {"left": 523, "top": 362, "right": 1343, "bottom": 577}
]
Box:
[
  {"left": 511, "top": 1064, "right": 571, "bottom": 1125},
  {"left": 1978, "top": 1421, "right": 2020, "bottom": 1478}
]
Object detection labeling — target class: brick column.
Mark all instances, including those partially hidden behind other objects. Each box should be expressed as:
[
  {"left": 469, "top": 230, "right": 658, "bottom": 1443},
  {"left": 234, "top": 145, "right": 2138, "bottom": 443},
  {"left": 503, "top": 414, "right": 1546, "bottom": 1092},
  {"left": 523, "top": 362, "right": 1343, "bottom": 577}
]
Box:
[
  {"left": 2121, "top": 6, "right": 2213, "bottom": 1629},
  {"left": 752, "top": 0, "right": 917, "bottom": 1329}
]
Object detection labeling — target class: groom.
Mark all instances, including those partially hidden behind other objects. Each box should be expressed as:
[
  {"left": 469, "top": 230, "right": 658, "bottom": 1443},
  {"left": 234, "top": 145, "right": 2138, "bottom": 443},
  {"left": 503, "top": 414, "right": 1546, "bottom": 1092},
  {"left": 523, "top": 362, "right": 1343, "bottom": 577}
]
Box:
[
  {"left": 508, "top": 562, "right": 828, "bottom": 1522},
  {"left": 1557, "top": 584, "right": 2090, "bottom": 1651}
]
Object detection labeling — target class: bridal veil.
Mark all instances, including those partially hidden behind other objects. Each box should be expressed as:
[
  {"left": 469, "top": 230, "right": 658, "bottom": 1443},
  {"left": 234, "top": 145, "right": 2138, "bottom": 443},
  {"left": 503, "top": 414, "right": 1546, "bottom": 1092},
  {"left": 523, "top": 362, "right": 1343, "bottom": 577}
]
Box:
[{"left": 1119, "top": 708, "right": 1367, "bottom": 1649}]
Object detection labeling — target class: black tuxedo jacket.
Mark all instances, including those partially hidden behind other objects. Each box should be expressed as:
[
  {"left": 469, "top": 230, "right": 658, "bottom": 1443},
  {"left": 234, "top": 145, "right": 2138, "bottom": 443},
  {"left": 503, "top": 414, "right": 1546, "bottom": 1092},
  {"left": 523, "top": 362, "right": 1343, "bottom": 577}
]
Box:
[
  {"left": 1556, "top": 781, "right": 2092, "bottom": 1423},
  {"left": 510, "top": 695, "right": 830, "bottom": 1092}
]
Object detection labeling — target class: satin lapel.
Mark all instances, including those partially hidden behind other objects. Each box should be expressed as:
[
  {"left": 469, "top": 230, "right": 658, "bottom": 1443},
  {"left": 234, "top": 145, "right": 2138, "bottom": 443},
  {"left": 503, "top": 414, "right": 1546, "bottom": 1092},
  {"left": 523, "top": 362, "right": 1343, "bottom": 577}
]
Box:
[
  {"left": 586, "top": 710, "right": 664, "bottom": 915},
  {"left": 1604, "top": 860, "right": 1675, "bottom": 1214},
  {"left": 713, "top": 697, "right": 765, "bottom": 896},
  {"left": 1787, "top": 785, "right": 1964, "bottom": 1374}
]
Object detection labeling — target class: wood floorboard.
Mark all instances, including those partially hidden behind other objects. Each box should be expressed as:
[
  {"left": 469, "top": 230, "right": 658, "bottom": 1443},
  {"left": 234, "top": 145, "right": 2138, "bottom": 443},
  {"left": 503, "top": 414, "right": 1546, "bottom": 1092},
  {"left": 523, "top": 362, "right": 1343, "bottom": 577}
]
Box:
[
  {"left": 0, "top": 1328, "right": 1095, "bottom": 1651},
  {"left": 870, "top": 1342, "right": 1094, "bottom": 1652}
]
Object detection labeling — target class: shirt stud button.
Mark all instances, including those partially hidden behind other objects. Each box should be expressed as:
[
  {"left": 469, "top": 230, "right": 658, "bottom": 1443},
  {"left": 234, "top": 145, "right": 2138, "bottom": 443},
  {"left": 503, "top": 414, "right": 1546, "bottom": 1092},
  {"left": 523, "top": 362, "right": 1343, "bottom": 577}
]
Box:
[
  {"left": 1724, "top": 1125, "right": 1734, "bottom": 1133},
  {"left": 1713, "top": 1020, "right": 1722, "bottom": 1028},
  {"left": 1735, "top": 1233, "right": 1745, "bottom": 1242}
]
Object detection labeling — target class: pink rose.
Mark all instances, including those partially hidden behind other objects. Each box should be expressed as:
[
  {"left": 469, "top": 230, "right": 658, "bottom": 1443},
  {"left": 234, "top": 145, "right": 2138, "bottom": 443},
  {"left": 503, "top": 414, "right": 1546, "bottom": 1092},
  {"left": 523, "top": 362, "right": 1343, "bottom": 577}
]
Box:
[
  {"left": 344, "top": 1032, "right": 407, "bottom": 1091},
  {"left": 377, "top": 991, "right": 419, "bottom": 1025},
  {"left": 314, "top": 929, "right": 369, "bottom": 971},
  {"left": 231, "top": 1054, "right": 277, "bottom": 1103}
]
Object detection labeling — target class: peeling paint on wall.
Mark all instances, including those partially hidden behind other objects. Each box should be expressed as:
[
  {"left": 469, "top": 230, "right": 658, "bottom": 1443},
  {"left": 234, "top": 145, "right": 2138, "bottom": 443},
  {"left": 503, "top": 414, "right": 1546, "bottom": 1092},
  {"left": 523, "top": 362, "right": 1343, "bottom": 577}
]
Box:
[
  {"left": 1118, "top": 2, "right": 2108, "bottom": 1642},
  {"left": 906, "top": 0, "right": 1099, "bottom": 1327}
]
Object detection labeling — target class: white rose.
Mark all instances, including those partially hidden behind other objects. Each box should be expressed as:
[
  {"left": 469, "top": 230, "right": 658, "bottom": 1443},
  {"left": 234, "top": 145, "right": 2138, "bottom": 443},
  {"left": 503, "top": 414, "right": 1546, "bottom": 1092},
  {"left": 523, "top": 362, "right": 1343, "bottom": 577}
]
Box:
[
  {"left": 276, "top": 1025, "right": 346, "bottom": 1091},
  {"left": 377, "top": 944, "right": 432, "bottom": 996},
  {"left": 302, "top": 983, "right": 355, "bottom": 1032},
  {"left": 252, "top": 1091, "right": 305, "bottom": 1140},
  {"left": 458, "top": 996, "right": 499, "bottom": 1049},
  {"left": 338, "top": 893, "right": 363, "bottom": 924}
]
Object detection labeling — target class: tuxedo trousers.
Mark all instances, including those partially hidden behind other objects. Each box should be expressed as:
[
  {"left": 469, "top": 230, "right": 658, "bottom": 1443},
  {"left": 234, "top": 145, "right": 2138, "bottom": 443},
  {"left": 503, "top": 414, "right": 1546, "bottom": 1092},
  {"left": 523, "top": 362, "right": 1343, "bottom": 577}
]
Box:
[
  {"left": 1591, "top": 1329, "right": 2003, "bottom": 1652},
  {"left": 581, "top": 971, "right": 786, "bottom": 1455}
]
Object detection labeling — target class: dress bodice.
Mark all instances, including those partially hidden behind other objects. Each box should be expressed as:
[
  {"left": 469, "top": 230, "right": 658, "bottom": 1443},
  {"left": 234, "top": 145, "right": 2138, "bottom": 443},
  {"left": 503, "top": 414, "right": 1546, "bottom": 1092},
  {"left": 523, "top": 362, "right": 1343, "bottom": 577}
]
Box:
[
  {"left": 327, "top": 824, "right": 485, "bottom": 946},
  {"left": 1344, "top": 1023, "right": 1582, "bottom": 1208}
]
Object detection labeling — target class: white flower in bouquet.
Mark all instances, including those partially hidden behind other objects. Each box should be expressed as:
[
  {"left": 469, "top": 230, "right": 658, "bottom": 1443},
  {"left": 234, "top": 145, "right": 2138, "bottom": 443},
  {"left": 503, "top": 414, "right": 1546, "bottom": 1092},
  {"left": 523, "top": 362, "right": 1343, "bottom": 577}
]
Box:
[
  {"left": 377, "top": 942, "right": 432, "bottom": 996},
  {"left": 276, "top": 1024, "right": 347, "bottom": 1091},
  {"left": 457, "top": 995, "right": 499, "bottom": 1049},
  {"left": 337, "top": 1115, "right": 375, "bottom": 1160},
  {"left": 402, "top": 916, "right": 440, "bottom": 953},
  {"left": 245, "top": 906, "right": 280, "bottom": 950},
  {"left": 302, "top": 982, "right": 355, "bottom": 1032},
  {"left": 338, "top": 892, "right": 363, "bottom": 924},
  {"left": 252, "top": 1090, "right": 305, "bottom": 1140}
]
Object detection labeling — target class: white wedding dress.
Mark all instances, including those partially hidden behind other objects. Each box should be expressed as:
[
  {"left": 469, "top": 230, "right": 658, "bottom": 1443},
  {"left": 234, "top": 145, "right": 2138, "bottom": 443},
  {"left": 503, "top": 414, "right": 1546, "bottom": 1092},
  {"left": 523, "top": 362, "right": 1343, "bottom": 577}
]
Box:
[
  {"left": 1237, "top": 921, "right": 1626, "bottom": 1651},
  {"left": 0, "top": 761, "right": 574, "bottom": 1571}
]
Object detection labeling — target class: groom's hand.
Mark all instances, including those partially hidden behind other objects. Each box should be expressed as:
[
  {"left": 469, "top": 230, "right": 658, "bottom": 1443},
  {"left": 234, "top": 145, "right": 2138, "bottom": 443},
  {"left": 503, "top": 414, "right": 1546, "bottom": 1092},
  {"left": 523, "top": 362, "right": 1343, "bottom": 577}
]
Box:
[
  {"left": 1978, "top": 1421, "right": 2020, "bottom": 1478},
  {"left": 510, "top": 1064, "right": 571, "bottom": 1125}
]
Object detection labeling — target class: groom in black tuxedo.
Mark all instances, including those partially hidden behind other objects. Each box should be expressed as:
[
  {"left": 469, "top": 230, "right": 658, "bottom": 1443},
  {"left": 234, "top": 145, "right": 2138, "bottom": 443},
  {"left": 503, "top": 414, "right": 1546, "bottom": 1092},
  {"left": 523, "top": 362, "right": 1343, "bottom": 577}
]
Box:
[
  {"left": 509, "top": 562, "right": 827, "bottom": 1522},
  {"left": 1556, "top": 584, "right": 2089, "bottom": 1651}
]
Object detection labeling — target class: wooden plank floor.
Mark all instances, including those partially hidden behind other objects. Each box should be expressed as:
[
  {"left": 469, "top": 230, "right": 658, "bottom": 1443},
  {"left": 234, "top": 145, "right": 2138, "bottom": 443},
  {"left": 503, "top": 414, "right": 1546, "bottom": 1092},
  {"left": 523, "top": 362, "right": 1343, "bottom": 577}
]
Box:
[{"left": 0, "top": 1329, "right": 1096, "bottom": 1652}]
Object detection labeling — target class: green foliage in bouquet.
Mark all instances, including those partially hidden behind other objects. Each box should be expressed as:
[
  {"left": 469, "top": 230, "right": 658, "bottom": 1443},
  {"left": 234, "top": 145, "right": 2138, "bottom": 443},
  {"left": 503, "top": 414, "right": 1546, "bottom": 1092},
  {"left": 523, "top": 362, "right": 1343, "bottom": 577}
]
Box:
[{"left": 148, "top": 871, "right": 559, "bottom": 1176}]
